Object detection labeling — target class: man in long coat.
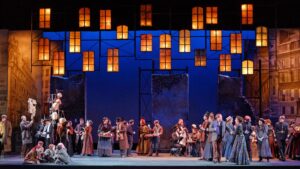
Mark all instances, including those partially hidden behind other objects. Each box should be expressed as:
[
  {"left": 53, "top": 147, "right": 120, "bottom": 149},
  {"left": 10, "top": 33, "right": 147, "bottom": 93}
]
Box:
[
  {"left": 0, "top": 115, "right": 12, "bottom": 153},
  {"left": 20, "top": 115, "right": 34, "bottom": 157}
]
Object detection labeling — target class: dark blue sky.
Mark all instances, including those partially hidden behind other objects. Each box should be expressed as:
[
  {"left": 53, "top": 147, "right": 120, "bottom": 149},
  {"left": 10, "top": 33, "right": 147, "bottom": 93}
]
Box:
[{"left": 44, "top": 30, "right": 255, "bottom": 129}]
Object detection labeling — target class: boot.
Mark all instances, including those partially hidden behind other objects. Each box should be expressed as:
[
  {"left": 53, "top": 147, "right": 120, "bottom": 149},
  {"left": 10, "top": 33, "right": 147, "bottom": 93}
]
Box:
[{"left": 259, "top": 157, "right": 262, "bottom": 162}]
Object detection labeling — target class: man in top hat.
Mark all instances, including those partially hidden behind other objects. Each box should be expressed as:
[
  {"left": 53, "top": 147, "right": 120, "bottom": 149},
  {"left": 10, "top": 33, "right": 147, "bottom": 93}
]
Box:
[
  {"left": 127, "top": 119, "right": 135, "bottom": 156},
  {"left": 243, "top": 115, "right": 253, "bottom": 161},
  {"left": 275, "top": 115, "right": 289, "bottom": 161},
  {"left": 148, "top": 120, "right": 163, "bottom": 156},
  {"left": 42, "top": 118, "right": 53, "bottom": 148},
  {"left": 0, "top": 114, "right": 12, "bottom": 153}
]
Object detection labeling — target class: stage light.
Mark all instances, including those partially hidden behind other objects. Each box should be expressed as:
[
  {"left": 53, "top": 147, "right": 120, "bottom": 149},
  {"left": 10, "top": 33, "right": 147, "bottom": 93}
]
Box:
[
  {"left": 241, "top": 4, "right": 253, "bottom": 25},
  {"left": 39, "top": 8, "right": 51, "bottom": 29},
  {"left": 140, "top": 4, "right": 152, "bottom": 27},
  {"left": 179, "top": 30, "right": 191, "bottom": 53},
  {"left": 100, "top": 9, "right": 111, "bottom": 30},
  {"left": 210, "top": 30, "right": 222, "bottom": 50},
  {"left": 219, "top": 54, "right": 231, "bottom": 72},
  {"left": 242, "top": 59, "right": 254, "bottom": 75},
  {"left": 230, "top": 33, "right": 242, "bottom": 54},
  {"left": 79, "top": 8, "right": 90, "bottom": 28},
  {"left": 160, "top": 34, "right": 171, "bottom": 48},
  {"left": 194, "top": 49, "right": 206, "bottom": 67},
  {"left": 141, "top": 34, "right": 152, "bottom": 52},
  {"left": 256, "top": 26, "right": 268, "bottom": 47},
  {"left": 117, "top": 25, "right": 128, "bottom": 39},
  {"left": 192, "top": 7, "right": 204, "bottom": 30},
  {"left": 69, "top": 31, "right": 81, "bottom": 53},
  {"left": 160, "top": 49, "right": 171, "bottom": 70},
  {"left": 107, "top": 48, "right": 119, "bottom": 72},
  {"left": 38, "top": 38, "right": 50, "bottom": 61},
  {"left": 83, "top": 51, "right": 95, "bottom": 72},
  {"left": 53, "top": 51, "right": 65, "bottom": 76},
  {"left": 206, "top": 7, "right": 218, "bottom": 24}
]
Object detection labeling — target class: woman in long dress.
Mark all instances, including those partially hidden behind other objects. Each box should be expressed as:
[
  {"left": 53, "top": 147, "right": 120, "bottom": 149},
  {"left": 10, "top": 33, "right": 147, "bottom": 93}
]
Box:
[
  {"left": 66, "top": 121, "right": 74, "bottom": 156},
  {"left": 265, "top": 119, "right": 276, "bottom": 158},
  {"left": 203, "top": 113, "right": 214, "bottom": 161},
  {"left": 229, "top": 116, "right": 250, "bottom": 165},
  {"left": 256, "top": 118, "right": 272, "bottom": 162},
  {"left": 136, "top": 118, "right": 151, "bottom": 155},
  {"left": 82, "top": 120, "right": 94, "bottom": 156},
  {"left": 224, "top": 116, "right": 235, "bottom": 162},
  {"left": 97, "top": 117, "right": 112, "bottom": 157},
  {"left": 199, "top": 113, "right": 209, "bottom": 160}
]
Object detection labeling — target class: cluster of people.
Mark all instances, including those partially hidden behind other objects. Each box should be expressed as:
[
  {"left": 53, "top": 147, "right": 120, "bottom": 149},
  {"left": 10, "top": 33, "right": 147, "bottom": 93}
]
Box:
[{"left": 0, "top": 111, "right": 300, "bottom": 165}]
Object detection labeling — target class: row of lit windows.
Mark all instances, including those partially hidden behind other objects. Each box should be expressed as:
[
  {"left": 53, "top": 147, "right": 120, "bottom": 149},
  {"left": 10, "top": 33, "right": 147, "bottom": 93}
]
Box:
[{"left": 39, "top": 4, "right": 254, "bottom": 29}]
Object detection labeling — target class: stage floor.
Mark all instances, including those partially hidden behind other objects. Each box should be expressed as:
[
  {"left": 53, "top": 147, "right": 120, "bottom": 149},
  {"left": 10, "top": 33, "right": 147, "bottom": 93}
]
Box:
[{"left": 0, "top": 152, "right": 300, "bottom": 167}]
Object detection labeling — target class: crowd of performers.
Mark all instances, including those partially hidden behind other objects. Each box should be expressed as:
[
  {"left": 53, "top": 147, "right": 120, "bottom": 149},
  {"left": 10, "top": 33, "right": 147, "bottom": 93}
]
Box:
[{"left": 0, "top": 112, "right": 300, "bottom": 165}]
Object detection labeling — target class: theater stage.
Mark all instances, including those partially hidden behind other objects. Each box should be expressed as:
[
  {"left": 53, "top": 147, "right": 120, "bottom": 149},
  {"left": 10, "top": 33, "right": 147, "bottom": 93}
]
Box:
[{"left": 0, "top": 153, "right": 299, "bottom": 169}]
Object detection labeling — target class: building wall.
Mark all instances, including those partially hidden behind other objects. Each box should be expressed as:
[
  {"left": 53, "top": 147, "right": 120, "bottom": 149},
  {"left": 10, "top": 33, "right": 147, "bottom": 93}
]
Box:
[{"left": 0, "top": 30, "right": 8, "bottom": 115}]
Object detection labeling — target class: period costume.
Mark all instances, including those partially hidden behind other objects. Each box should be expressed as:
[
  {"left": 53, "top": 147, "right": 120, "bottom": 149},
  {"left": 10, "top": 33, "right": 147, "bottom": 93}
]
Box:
[
  {"left": 242, "top": 118, "right": 253, "bottom": 161},
  {"left": 274, "top": 119, "right": 288, "bottom": 161},
  {"left": 136, "top": 122, "right": 151, "bottom": 155},
  {"left": 66, "top": 124, "right": 74, "bottom": 156},
  {"left": 23, "top": 145, "right": 44, "bottom": 164},
  {"left": 97, "top": 122, "right": 113, "bottom": 157},
  {"left": 43, "top": 120, "right": 54, "bottom": 148},
  {"left": 204, "top": 120, "right": 218, "bottom": 161},
  {"left": 266, "top": 121, "right": 277, "bottom": 158},
  {"left": 214, "top": 119, "right": 226, "bottom": 162},
  {"left": 43, "top": 148, "right": 55, "bottom": 163},
  {"left": 57, "top": 121, "right": 68, "bottom": 147},
  {"left": 199, "top": 119, "right": 209, "bottom": 159},
  {"left": 126, "top": 121, "right": 134, "bottom": 156},
  {"left": 0, "top": 118, "right": 12, "bottom": 152},
  {"left": 20, "top": 119, "right": 34, "bottom": 157},
  {"left": 74, "top": 122, "right": 85, "bottom": 154},
  {"left": 286, "top": 124, "right": 300, "bottom": 160},
  {"left": 54, "top": 145, "right": 71, "bottom": 165},
  {"left": 116, "top": 120, "right": 129, "bottom": 157},
  {"left": 224, "top": 122, "right": 235, "bottom": 160},
  {"left": 148, "top": 121, "right": 163, "bottom": 156},
  {"left": 82, "top": 125, "right": 94, "bottom": 156},
  {"left": 256, "top": 123, "right": 272, "bottom": 161},
  {"left": 229, "top": 123, "right": 250, "bottom": 165},
  {"left": 188, "top": 125, "right": 200, "bottom": 157}
]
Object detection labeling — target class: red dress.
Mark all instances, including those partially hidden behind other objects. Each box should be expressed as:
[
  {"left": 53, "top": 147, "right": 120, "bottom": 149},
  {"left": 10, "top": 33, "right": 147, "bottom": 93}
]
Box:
[{"left": 82, "top": 126, "right": 94, "bottom": 155}]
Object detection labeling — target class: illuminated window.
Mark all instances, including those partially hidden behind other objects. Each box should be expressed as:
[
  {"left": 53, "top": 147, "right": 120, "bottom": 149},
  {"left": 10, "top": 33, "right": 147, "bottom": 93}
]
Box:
[
  {"left": 192, "top": 7, "right": 204, "bottom": 29},
  {"left": 256, "top": 26, "right": 268, "bottom": 47},
  {"left": 220, "top": 54, "right": 231, "bottom": 72},
  {"left": 160, "top": 34, "right": 171, "bottom": 48},
  {"left": 117, "top": 25, "right": 128, "bottom": 39},
  {"left": 100, "top": 10, "right": 111, "bottom": 30},
  {"left": 241, "top": 4, "right": 253, "bottom": 25},
  {"left": 242, "top": 59, "right": 254, "bottom": 75},
  {"left": 53, "top": 51, "right": 65, "bottom": 76},
  {"left": 79, "top": 8, "right": 90, "bottom": 27},
  {"left": 206, "top": 7, "right": 218, "bottom": 24},
  {"left": 107, "top": 48, "right": 119, "bottom": 72},
  {"left": 230, "top": 33, "right": 242, "bottom": 54},
  {"left": 179, "top": 30, "right": 191, "bottom": 53},
  {"left": 140, "top": 34, "right": 152, "bottom": 52},
  {"left": 160, "top": 49, "right": 171, "bottom": 70},
  {"left": 210, "top": 30, "right": 222, "bottom": 50},
  {"left": 83, "top": 51, "right": 95, "bottom": 72},
  {"left": 194, "top": 49, "right": 206, "bottom": 67},
  {"left": 38, "top": 38, "right": 50, "bottom": 61},
  {"left": 39, "top": 8, "right": 51, "bottom": 29},
  {"left": 140, "top": 4, "right": 152, "bottom": 27},
  {"left": 69, "top": 31, "right": 81, "bottom": 53}
]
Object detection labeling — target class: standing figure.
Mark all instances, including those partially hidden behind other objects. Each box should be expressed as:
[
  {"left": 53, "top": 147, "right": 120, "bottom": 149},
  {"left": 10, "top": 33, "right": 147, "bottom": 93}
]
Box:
[
  {"left": 66, "top": 121, "right": 74, "bottom": 156},
  {"left": 203, "top": 113, "right": 215, "bottom": 161},
  {"left": 74, "top": 118, "right": 85, "bottom": 154},
  {"left": 275, "top": 115, "right": 288, "bottom": 161},
  {"left": 265, "top": 119, "right": 276, "bottom": 158},
  {"left": 256, "top": 118, "right": 272, "bottom": 162},
  {"left": 174, "top": 119, "right": 188, "bottom": 156},
  {"left": 42, "top": 119, "right": 53, "bottom": 148},
  {"left": 82, "top": 120, "right": 94, "bottom": 156},
  {"left": 136, "top": 118, "right": 151, "bottom": 155},
  {"left": 214, "top": 114, "right": 225, "bottom": 163},
  {"left": 199, "top": 113, "right": 209, "bottom": 160},
  {"left": 189, "top": 124, "right": 200, "bottom": 157},
  {"left": 285, "top": 122, "right": 300, "bottom": 160},
  {"left": 97, "top": 117, "right": 112, "bottom": 157},
  {"left": 223, "top": 116, "right": 235, "bottom": 162},
  {"left": 242, "top": 115, "right": 253, "bottom": 161},
  {"left": 148, "top": 120, "right": 163, "bottom": 156},
  {"left": 34, "top": 119, "right": 45, "bottom": 145},
  {"left": 127, "top": 119, "right": 135, "bottom": 156},
  {"left": 51, "top": 112, "right": 59, "bottom": 144},
  {"left": 23, "top": 141, "right": 44, "bottom": 164},
  {"left": 116, "top": 117, "right": 128, "bottom": 157},
  {"left": 57, "top": 118, "right": 67, "bottom": 147},
  {"left": 229, "top": 116, "right": 250, "bottom": 165},
  {"left": 20, "top": 115, "right": 34, "bottom": 157},
  {"left": 0, "top": 115, "right": 12, "bottom": 153}
]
